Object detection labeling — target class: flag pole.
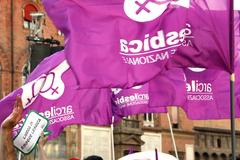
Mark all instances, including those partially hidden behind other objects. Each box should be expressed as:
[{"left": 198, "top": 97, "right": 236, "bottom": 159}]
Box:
[
  {"left": 111, "top": 116, "right": 115, "bottom": 160},
  {"left": 155, "top": 148, "right": 158, "bottom": 160},
  {"left": 167, "top": 113, "right": 179, "bottom": 160},
  {"left": 18, "top": 151, "right": 22, "bottom": 160},
  {"left": 229, "top": 0, "right": 236, "bottom": 160},
  {"left": 230, "top": 73, "right": 236, "bottom": 160}
]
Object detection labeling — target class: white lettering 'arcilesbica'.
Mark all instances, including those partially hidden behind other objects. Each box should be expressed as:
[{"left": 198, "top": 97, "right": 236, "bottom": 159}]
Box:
[
  {"left": 114, "top": 93, "right": 149, "bottom": 107},
  {"left": 186, "top": 80, "right": 212, "bottom": 93},
  {"left": 124, "top": 0, "right": 190, "bottom": 22},
  {"left": 13, "top": 105, "right": 75, "bottom": 136},
  {"left": 120, "top": 24, "right": 192, "bottom": 56},
  {"left": 186, "top": 67, "right": 214, "bottom": 101},
  {"left": 112, "top": 85, "right": 147, "bottom": 107},
  {"left": 186, "top": 80, "right": 213, "bottom": 101}
]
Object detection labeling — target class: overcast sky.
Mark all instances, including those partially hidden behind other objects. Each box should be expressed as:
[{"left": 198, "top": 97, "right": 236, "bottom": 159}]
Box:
[{"left": 235, "top": 0, "right": 240, "bottom": 10}]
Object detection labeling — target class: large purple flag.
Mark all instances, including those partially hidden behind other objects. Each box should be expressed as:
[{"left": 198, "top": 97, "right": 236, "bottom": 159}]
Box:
[
  {"left": 43, "top": 0, "right": 190, "bottom": 88},
  {"left": 112, "top": 83, "right": 167, "bottom": 119},
  {"left": 0, "top": 51, "right": 113, "bottom": 140},
  {"left": 43, "top": 0, "right": 234, "bottom": 89}
]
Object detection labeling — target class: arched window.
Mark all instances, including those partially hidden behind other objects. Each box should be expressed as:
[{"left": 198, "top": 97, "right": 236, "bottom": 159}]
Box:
[
  {"left": 220, "top": 153, "right": 227, "bottom": 160},
  {"left": 237, "top": 155, "right": 240, "bottom": 160},
  {"left": 211, "top": 153, "right": 219, "bottom": 160},
  {"left": 203, "top": 152, "right": 210, "bottom": 160},
  {"left": 143, "top": 113, "right": 154, "bottom": 127},
  {"left": 23, "top": 4, "right": 38, "bottom": 29},
  {"left": 22, "top": 63, "right": 30, "bottom": 85},
  {"left": 217, "top": 138, "right": 222, "bottom": 148},
  {"left": 171, "top": 107, "right": 179, "bottom": 128},
  {"left": 195, "top": 152, "right": 201, "bottom": 160}
]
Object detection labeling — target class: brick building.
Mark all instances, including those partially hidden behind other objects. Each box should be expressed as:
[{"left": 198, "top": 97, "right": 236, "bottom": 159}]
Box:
[{"left": 0, "top": 1, "right": 240, "bottom": 160}]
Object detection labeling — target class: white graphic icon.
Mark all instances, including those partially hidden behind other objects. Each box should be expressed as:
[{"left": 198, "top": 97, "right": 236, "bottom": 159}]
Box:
[
  {"left": 124, "top": 0, "right": 190, "bottom": 22},
  {"left": 111, "top": 85, "right": 143, "bottom": 95},
  {"left": 111, "top": 88, "right": 122, "bottom": 95},
  {"left": 21, "top": 60, "right": 70, "bottom": 108},
  {"left": 188, "top": 67, "right": 206, "bottom": 72},
  {"left": 132, "top": 85, "right": 143, "bottom": 90}
]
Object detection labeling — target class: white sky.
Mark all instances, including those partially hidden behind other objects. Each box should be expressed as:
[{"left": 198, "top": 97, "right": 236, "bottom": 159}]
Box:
[{"left": 234, "top": 0, "right": 240, "bottom": 10}]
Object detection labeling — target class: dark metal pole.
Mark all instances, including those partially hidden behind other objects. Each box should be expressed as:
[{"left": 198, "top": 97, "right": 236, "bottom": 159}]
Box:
[
  {"left": 230, "top": 75, "right": 236, "bottom": 160},
  {"left": 229, "top": 0, "right": 236, "bottom": 160},
  {"left": 155, "top": 148, "right": 158, "bottom": 160},
  {"left": 10, "top": 0, "right": 14, "bottom": 91}
]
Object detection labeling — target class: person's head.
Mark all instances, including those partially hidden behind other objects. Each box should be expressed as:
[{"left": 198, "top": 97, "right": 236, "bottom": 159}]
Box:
[{"left": 84, "top": 155, "right": 103, "bottom": 160}]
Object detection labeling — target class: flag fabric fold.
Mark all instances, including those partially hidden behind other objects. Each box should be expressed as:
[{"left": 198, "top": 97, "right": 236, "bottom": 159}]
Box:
[
  {"left": 112, "top": 83, "right": 167, "bottom": 119},
  {"left": 149, "top": 67, "right": 240, "bottom": 120},
  {"left": 42, "top": 0, "right": 236, "bottom": 89},
  {"left": 42, "top": 0, "right": 190, "bottom": 88},
  {"left": 1, "top": 1, "right": 240, "bottom": 143},
  {"left": 0, "top": 51, "right": 113, "bottom": 140},
  {"left": 182, "top": 68, "right": 240, "bottom": 119},
  {"left": 167, "top": 0, "right": 231, "bottom": 72},
  {"left": 149, "top": 6, "right": 240, "bottom": 120},
  {"left": 148, "top": 68, "right": 187, "bottom": 108}
]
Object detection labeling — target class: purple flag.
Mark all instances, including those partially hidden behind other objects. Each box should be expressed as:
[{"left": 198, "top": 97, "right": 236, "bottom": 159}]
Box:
[
  {"left": 42, "top": 0, "right": 235, "bottom": 89},
  {"left": 42, "top": 0, "right": 190, "bottom": 88},
  {"left": 180, "top": 8, "right": 240, "bottom": 119},
  {"left": 182, "top": 68, "right": 240, "bottom": 119},
  {"left": 235, "top": 11, "right": 240, "bottom": 63},
  {"left": 112, "top": 83, "right": 167, "bottom": 119},
  {"left": 235, "top": 10, "right": 240, "bottom": 116},
  {"left": 149, "top": 67, "right": 240, "bottom": 120},
  {"left": 167, "top": 0, "right": 232, "bottom": 71},
  {"left": 0, "top": 89, "right": 23, "bottom": 125},
  {"left": 148, "top": 68, "right": 187, "bottom": 107},
  {"left": 236, "top": 65, "right": 240, "bottom": 113},
  {"left": 149, "top": 7, "right": 240, "bottom": 120},
  {"left": 0, "top": 51, "right": 113, "bottom": 140}
]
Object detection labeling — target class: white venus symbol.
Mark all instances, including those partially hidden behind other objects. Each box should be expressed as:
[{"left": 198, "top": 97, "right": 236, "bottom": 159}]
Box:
[
  {"left": 124, "top": 0, "right": 190, "bottom": 22},
  {"left": 21, "top": 60, "right": 70, "bottom": 108}
]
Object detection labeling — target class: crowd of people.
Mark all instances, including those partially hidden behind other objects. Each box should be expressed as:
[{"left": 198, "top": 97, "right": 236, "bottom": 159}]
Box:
[{"left": 0, "top": 97, "right": 103, "bottom": 160}]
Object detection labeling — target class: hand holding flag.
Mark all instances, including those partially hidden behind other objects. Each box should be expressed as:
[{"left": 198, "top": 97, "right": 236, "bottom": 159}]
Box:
[{"left": 1, "top": 96, "right": 23, "bottom": 129}]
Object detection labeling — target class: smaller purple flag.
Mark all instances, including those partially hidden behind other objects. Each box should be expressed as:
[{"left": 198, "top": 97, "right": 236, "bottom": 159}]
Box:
[
  {"left": 112, "top": 83, "right": 167, "bottom": 119},
  {"left": 150, "top": 10, "right": 240, "bottom": 120},
  {"left": 0, "top": 51, "right": 113, "bottom": 140},
  {"left": 182, "top": 68, "right": 240, "bottom": 119},
  {"left": 149, "top": 67, "right": 240, "bottom": 120}
]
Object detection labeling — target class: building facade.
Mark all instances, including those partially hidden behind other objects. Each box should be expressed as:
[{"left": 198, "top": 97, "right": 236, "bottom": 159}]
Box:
[{"left": 0, "top": 1, "right": 240, "bottom": 160}]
